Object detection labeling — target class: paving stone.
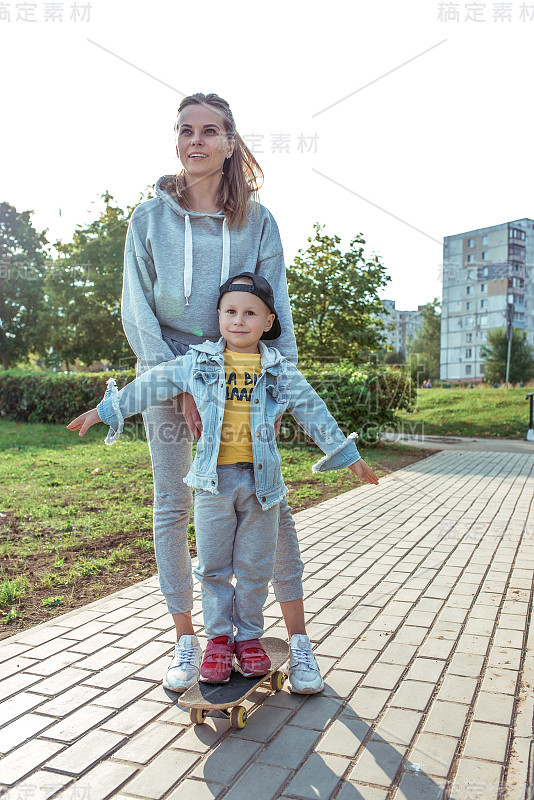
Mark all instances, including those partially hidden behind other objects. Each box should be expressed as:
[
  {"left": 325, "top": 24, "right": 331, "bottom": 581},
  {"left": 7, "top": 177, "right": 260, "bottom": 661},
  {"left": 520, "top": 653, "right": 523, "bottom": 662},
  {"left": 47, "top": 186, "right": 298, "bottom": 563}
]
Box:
[
  {"left": 40, "top": 703, "right": 114, "bottom": 742},
  {"left": 423, "top": 700, "right": 469, "bottom": 737},
  {"left": 29, "top": 667, "right": 94, "bottom": 697},
  {"left": 52, "top": 760, "right": 138, "bottom": 800},
  {"left": 75, "top": 646, "right": 130, "bottom": 671},
  {"left": 231, "top": 703, "right": 292, "bottom": 742},
  {"left": 348, "top": 740, "right": 405, "bottom": 787},
  {"left": 37, "top": 684, "right": 104, "bottom": 717},
  {"left": 0, "top": 642, "right": 32, "bottom": 662},
  {"left": 393, "top": 626, "right": 427, "bottom": 646},
  {"left": 0, "top": 738, "right": 65, "bottom": 785},
  {"left": 169, "top": 717, "right": 230, "bottom": 753},
  {"left": 463, "top": 721, "right": 510, "bottom": 762},
  {"left": 437, "top": 674, "right": 478, "bottom": 705},
  {"left": 315, "top": 636, "right": 354, "bottom": 658},
  {"left": 0, "top": 691, "right": 44, "bottom": 726},
  {"left": 318, "top": 716, "right": 370, "bottom": 757},
  {"left": 344, "top": 688, "right": 390, "bottom": 720},
  {"left": 82, "top": 659, "right": 140, "bottom": 689},
  {"left": 338, "top": 647, "right": 380, "bottom": 673},
  {"left": 473, "top": 691, "right": 515, "bottom": 726},
  {"left": 67, "top": 632, "right": 121, "bottom": 655},
  {"left": 99, "top": 699, "right": 165, "bottom": 736},
  {"left": 259, "top": 724, "right": 321, "bottom": 768},
  {"left": 0, "top": 655, "right": 38, "bottom": 680},
  {"left": 122, "top": 640, "right": 171, "bottom": 666},
  {"left": 61, "top": 620, "right": 111, "bottom": 640},
  {"left": 285, "top": 752, "right": 348, "bottom": 799},
  {"left": 0, "top": 670, "right": 41, "bottom": 702},
  {"left": 481, "top": 667, "right": 519, "bottom": 695},
  {"left": 91, "top": 678, "right": 153, "bottom": 709},
  {"left": 0, "top": 712, "right": 54, "bottom": 754},
  {"left": 373, "top": 708, "right": 422, "bottom": 746},
  {"left": 394, "top": 771, "right": 446, "bottom": 799},
  {"left": 165, "top": 779, "right": 226, "bottom": 800},
  {"left": 450, "top": 758, "right": 503, "bottom": 799},
  {"left": 487, "top": 645, "right": 521, "bottom": 671},
  {"left": 24, "top": 650, "right": 82, "bottom": 677},
  {"left": 113, "top": 721, "right": 184, "bottom": 763},
  {"left": 406, "top": 658, "right": 445, "bottom": 683},
  {"left": 223, "top": 762, "right": 292, "bottom": 800},
  {"left": 290, "top": 695, "right": 343, "bottom": 730},
  {"left": 15, "top": 625, "right": 68, "bottom": 647},
  {"left": 45, "top": 729, "right": 126, "bottom": 776},
  {"left": 337, "top": 784, "right": 388, "bottom": 800},
  {"left": 391, "top": 680, "right": 435, "bottom": 712},
  {"left": 448, "top": 652, "right": 485, "bottom": 677},
  {"left": 191, "top": 737, "right": 261, "bottom": 784},
  {"left": 0, "top": 768, "right": 72, "bottom": 800},
  {"left": 380, "top": 643, "right": 418, "bottom": 665},
  {"left": 409, "top": 731, "right": 458, "bottom": 777},
  {"left": 361, "top": 662, "right": 406, "bottom": 690}
]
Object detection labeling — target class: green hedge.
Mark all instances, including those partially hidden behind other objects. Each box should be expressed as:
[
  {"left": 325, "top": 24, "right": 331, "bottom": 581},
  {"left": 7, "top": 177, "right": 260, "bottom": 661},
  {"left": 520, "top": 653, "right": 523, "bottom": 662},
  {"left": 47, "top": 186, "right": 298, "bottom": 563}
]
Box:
[
  {"left": 0, "top": 369, "right": 136, "bottom": 424},
  {"left": 0, "top": 364, "right": 414, "bottom": 443}
]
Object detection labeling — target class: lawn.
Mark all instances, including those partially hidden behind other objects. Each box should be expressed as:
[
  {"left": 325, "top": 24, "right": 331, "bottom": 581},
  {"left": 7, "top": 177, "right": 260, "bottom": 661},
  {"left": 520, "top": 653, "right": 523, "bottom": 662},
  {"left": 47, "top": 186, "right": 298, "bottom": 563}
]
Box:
[
  {"left": 0, "top": 419, "right": 431, "bottom": 637},
  {"left": 397, "top": 386, "right": 532, "bottom": 439}
]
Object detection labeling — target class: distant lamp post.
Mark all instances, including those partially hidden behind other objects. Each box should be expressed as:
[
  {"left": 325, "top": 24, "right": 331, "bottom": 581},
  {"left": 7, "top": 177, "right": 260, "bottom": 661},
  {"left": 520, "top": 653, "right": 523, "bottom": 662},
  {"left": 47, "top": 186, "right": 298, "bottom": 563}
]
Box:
[{"left": 505, "top": 293, "right": 514, "bottom": 389}]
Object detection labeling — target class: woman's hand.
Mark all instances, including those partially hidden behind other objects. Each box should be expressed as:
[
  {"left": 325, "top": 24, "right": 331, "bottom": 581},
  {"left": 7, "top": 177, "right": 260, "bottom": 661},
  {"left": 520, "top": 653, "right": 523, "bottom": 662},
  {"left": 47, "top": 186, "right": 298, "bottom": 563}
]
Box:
[
  {"left": 348, "top": 458, "right": 379, "bottom": 485},
  {"left": 66, "top": 408, "right": 101, "bottom": 437},
  {"left": 178, "top": 392, "right": 203, "bottom": 439}
]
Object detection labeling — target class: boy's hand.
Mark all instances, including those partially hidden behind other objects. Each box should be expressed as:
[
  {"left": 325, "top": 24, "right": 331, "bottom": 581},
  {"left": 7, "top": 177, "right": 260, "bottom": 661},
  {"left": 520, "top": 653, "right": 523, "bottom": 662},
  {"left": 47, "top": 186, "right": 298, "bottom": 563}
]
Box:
[
  {"left": 66, "top": 408, "right": 101, "bottom": 437},
  {"left": 349, "top": 458, "right": 379, "bottom": 485},
  {"left": 178, "top": 392, "right": 203, "bottom": 440}
]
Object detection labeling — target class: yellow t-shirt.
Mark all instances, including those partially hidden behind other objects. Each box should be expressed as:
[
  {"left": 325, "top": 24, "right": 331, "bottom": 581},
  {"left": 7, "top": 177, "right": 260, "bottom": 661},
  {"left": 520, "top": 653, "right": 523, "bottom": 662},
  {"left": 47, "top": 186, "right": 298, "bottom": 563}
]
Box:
[{"left": 217, "top": 348, "right": 262, "bottom": 465}]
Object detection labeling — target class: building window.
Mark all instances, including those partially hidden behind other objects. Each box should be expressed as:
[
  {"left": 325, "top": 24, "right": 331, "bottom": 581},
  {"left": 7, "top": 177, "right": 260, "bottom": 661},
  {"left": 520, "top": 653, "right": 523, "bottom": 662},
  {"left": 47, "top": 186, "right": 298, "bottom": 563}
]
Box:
[
  {"left": 510, "top": 228, "right": 526, "bottom": 241},
  {"left": 482, "top": 235, "right": 488, "bottom": 245},
  {"left": 467, "top": 270, "right": 474, "bottom": 279},
  {"left": 480, "top": 315, "right": 488, "bottom": 327},
  {"left": 481, "top": 283, "right": 487, "bottom": 292},
  {"left": 466, "top": 317, "right": 474, "bottom": 327},
  {"left": 466, "top": 286, "right": 471, "bottom": 294},
  {"left": 466, "top": 365, "right": 472, "bottom": 374},
  {"left": 466, "top": 348, "right": 472, "bottom": 358},
  {"left": 466, "top": 333, "right": 472, "bottom": 343},
  {"left": 466, "top": 302, "right": 472, "bottom": 310},
  {"left": 467, "top": 238, "right": 474, "bottom": 247},
  {"left": 480, "top": 331, "right": 487, "bottom": 342},
  {"left": 517, "top": 295, "right": 524, "bottom": 305},
  {"left": 467, "top": 254, "right": 474, "bottom": 263},
  {"left": 480, "top": 299, "right": 486, "bottom": 309},
  {"left": 481, "top": 252, "right": 487, "bottom": 261}
]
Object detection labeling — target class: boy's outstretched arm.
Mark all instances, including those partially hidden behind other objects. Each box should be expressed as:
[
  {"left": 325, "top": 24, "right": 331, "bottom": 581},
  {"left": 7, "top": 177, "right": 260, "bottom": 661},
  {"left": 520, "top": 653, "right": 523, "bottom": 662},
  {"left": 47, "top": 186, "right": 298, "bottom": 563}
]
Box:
[
  {"left": 348, "top": 458, "right": 379, "bottom": 485},
  {"left": 67, "top": 408, "right": 101, "bottom": 437}
]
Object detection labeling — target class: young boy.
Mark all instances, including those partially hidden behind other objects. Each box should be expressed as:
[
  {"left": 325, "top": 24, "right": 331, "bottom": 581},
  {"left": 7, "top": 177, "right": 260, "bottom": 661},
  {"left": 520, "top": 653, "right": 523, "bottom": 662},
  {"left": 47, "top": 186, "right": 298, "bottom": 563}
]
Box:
[{"left": 68, "top": 273, "right": 379, "bottom": 685}]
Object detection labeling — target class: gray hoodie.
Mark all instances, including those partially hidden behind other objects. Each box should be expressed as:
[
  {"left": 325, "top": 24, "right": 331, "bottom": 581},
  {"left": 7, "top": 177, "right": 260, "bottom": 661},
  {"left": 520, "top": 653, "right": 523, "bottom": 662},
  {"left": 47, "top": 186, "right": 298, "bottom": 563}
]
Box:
[{"left": 121, "top": 176, "right": 298, "bottom": 370}]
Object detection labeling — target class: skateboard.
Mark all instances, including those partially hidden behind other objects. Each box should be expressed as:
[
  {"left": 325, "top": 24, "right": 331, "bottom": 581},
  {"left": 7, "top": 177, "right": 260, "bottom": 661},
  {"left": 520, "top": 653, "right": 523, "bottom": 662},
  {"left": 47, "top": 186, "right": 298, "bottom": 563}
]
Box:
[{"left": 178, "top": 636, "right": 290, "bottom": 729}]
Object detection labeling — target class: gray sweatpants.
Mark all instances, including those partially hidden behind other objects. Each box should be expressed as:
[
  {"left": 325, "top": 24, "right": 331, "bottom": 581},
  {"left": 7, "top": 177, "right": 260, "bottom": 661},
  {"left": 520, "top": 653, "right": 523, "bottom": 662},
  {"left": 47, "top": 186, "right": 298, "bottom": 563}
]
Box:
[
  {"left": 141, "top": 390, "right": 304, "bottom": 616},
  {"left": 194, "top": 463, "right": 279, "bottom": 640}
]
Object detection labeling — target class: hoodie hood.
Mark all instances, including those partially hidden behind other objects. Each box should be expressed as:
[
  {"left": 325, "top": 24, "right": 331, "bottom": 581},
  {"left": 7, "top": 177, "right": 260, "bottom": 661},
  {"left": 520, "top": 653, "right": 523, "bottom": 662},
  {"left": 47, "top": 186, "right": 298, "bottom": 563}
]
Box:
[{"left": 156, "top": 176, "right": 230, "bottom": 306}]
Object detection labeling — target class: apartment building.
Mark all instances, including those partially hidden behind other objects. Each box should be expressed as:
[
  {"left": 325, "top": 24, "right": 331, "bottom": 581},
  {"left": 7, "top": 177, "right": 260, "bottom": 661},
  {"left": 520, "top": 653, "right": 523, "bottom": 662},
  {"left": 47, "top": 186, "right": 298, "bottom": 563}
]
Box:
[
  {"left": 440, "top": 218, "right": 534, "bottom": 381},
  {"left": 380, "top": 299, "right": 423, "bottom": 358}
]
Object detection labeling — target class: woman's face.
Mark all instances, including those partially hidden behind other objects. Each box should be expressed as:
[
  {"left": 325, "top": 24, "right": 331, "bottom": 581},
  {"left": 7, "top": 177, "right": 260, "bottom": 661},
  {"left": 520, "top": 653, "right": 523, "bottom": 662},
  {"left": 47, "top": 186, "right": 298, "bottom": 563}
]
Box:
[{"left": 176, "top": 105, "right": 235, "bottom": 180}]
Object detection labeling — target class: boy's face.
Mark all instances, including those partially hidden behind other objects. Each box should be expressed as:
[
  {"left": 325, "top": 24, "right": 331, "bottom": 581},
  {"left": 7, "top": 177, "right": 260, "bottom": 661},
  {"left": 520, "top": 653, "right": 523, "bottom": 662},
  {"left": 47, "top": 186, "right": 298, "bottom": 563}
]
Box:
[{"left": 218, "top": 288, "right": 275, "bottom": 353}]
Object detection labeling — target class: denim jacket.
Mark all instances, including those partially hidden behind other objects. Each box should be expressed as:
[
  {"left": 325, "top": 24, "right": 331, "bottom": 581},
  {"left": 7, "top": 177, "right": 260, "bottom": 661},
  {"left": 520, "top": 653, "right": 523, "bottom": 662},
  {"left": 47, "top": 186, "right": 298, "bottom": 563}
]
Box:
[{"left": 97, "top": 338, "right": 360, "bottom": 511}]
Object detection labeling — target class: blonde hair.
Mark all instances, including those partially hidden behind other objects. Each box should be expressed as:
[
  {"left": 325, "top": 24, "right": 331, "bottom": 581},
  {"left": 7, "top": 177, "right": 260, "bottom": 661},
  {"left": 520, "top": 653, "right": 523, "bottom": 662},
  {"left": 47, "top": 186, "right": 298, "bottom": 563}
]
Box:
[{"left": 161, "top": 92, "right": 264, "bottom": 228}]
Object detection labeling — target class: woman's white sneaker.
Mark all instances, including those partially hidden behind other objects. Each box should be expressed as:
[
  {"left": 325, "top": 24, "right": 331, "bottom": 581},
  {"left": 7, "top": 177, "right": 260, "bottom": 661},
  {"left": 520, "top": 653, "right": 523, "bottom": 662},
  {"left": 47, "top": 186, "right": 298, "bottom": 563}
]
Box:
[
  {"left": 163, "top": 634, "right": 202, "bottom": 692},
  {"left": 286, "top": 634, "right": 324, "bottom": 694}
]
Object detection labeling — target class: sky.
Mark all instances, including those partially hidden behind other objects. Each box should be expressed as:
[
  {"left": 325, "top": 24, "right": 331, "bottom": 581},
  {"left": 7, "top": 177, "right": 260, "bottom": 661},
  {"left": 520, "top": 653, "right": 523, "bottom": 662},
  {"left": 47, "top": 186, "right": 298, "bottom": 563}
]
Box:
[{"left": 2, "top": 0, "right": 533, "bottom": 311}]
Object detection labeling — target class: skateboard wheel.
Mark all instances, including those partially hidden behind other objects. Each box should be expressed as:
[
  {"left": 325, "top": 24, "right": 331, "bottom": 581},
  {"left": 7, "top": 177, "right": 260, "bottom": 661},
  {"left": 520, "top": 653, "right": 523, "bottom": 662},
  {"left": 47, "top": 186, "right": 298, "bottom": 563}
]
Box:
[
  {"left": 230, "top": 705, "right": 247, "bottom": 729},
  {"left": 190, "top": 708, "right": 207, "bottom": 724},
  {"left": 269, "top": 671, "right": 286, "bottom": 692}
]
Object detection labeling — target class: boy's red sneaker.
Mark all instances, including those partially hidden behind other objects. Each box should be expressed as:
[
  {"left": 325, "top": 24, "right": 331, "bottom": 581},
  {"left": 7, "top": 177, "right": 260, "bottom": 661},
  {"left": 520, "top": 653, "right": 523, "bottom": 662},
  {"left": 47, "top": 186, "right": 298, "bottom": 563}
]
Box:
[
  {"left": 235, "top": 639, "right": 271, "bottom": 677},
  {"left": 199, "top": 636, "right": 234, "bottom": 684}
]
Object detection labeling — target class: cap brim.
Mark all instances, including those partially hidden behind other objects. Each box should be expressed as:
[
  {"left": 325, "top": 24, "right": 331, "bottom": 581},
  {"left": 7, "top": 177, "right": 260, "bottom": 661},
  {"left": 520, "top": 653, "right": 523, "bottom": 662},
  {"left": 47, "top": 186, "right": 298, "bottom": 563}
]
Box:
[{"left": 260, "top": 317, "right": 282, "bottom": 341}]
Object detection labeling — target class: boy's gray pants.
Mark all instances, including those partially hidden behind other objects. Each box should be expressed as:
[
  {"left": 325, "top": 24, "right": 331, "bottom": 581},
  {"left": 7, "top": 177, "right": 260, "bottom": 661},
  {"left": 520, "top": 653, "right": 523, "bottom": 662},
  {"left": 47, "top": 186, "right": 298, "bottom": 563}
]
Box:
[
  {"left": 194, "top": 463, "right": 279, "bottom": 640},
  {"left": 141, "top": 398, "right": 304, "bottom": 616}
]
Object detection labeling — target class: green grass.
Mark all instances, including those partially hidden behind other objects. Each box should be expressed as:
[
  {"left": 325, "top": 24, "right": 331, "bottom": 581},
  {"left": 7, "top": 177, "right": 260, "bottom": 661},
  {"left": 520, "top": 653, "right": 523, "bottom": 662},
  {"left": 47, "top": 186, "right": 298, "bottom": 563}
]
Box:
[{"left": 397, "top": 386, "right": 531, "bottom": 439}]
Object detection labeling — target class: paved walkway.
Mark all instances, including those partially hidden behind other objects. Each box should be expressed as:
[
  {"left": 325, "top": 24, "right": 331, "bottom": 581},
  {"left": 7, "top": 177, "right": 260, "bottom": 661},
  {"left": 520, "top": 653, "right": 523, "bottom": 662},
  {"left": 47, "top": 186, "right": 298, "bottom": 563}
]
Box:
[{"left": 2, "top": 449, "right": 534, "bottom": 800}]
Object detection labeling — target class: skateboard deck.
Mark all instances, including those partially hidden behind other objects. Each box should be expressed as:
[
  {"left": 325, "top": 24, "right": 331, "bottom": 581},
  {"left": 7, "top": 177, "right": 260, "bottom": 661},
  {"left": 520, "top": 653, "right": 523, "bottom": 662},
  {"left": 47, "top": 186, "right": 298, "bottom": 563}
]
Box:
[{"left": 178, "top": 637, "right": 289, "bottom": 728}]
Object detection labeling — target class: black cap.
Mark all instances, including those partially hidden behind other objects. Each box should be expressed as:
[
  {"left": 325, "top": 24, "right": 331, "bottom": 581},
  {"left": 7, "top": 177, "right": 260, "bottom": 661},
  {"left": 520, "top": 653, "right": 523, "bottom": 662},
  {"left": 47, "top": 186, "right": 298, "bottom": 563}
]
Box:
[{"left": 217, "top": 272, "right": 281, "bottom": 341}]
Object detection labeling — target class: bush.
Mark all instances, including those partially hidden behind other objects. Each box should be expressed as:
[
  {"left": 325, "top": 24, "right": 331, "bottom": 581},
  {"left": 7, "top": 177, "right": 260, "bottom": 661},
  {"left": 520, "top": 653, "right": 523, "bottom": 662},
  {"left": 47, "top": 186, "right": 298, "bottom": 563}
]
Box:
[
  {"left": 0, "top": 369, "right": 136, "bottom": 423},
  {"left": 0, "top": 363, "right": 414, "bottom": 443}
]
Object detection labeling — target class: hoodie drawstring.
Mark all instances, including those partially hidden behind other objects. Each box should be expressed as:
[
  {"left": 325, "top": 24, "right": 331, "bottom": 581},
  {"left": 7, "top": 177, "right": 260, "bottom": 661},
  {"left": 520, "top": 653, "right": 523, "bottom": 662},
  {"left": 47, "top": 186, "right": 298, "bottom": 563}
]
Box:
[
  {"left": 183, "top": 214, "right": 230, "bottom": 307},
  {"left": 184, "top": 214, "right": 193, "bottom": 307}
]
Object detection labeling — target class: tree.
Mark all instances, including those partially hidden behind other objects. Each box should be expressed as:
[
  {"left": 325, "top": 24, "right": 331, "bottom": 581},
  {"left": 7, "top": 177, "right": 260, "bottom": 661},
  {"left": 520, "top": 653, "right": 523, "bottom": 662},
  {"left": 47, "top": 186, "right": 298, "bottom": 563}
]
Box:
[
  {"left": 39, "top": 192, "right": 132, "bottom": 370},
  {"left": 407, "top": 299, "right": 441, "bottom": 384},
  {"left": 481, "top": 327, "right": 534, "bottom": 384},
  {"left": 0, "top": 203, "right": 48, "bottom": 369},
  {"left": 287, "top": 223, "right": 390, "bottom": 361}
]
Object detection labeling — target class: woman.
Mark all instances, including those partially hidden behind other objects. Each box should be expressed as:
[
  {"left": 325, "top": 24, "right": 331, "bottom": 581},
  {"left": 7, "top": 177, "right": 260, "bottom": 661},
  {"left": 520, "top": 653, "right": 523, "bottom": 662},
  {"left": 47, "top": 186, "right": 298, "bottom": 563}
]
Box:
[{"left": 122, "top": 92, "right": 323, "bottom": 694}]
